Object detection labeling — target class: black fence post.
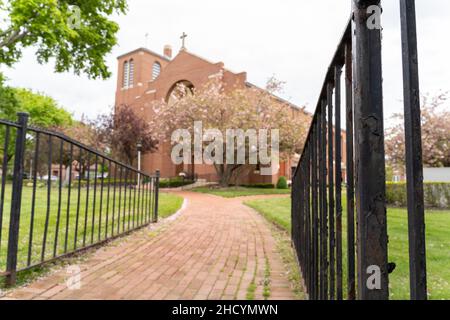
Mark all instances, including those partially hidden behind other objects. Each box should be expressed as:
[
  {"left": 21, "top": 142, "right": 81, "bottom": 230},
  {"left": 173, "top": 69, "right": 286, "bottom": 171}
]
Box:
[
  {"left": 153, "top": 170, "right": 160, "bottom": 223},
  {"left": 6, "top": 112, "right": 29, "bottom": 286},
  {"left": 399, "top": 0, "right": 427, "bottom": 300},
  {"left": 353, "top": 0, "right": 389, "bottom": 300},
  {"left": 345, "top": 42, "right": 356, "bottom": 301}
]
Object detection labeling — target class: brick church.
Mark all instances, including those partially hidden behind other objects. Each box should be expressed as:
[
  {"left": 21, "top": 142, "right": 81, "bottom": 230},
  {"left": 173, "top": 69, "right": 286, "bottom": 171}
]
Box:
[{"left": 114, "top": 40, "right": 311, "bottom": 184}]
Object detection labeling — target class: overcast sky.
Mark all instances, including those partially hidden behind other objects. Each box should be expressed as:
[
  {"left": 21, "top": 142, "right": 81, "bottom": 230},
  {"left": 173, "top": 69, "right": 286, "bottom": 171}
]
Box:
[{"left": 2, "top": 0, "right": 449, "bottom": 123}]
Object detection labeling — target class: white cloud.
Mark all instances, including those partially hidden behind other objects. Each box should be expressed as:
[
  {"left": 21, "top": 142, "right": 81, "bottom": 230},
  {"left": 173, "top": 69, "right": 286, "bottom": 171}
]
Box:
[{"left": 1, "top": 0, "right": 449, "bottom": 123}]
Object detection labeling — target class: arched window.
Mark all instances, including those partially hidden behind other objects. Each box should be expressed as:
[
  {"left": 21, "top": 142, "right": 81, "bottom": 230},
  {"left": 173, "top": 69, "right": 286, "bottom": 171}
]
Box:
[
  {"left": 152, "top": 61, "right": 161, "bottom": 80},
  {"left": 123, "top": 61, "right": 129, "bottom": 88},
  {"left": 128, "top": 59, "right": 134, "bottom": 87},
  {"left": 166, "top": 80, "right": 195, "bottom": 105}
]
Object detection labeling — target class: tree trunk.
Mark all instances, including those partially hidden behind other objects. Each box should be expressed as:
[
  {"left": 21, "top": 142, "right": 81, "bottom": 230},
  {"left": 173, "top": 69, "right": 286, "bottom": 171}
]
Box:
[{"left": 214, "top": 163, "right": 242, "bottom": 187}]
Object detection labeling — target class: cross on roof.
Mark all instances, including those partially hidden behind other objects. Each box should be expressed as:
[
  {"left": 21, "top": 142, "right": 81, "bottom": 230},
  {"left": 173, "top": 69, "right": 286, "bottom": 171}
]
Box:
[{"left": 180, "top": 32, "right": 187, "bottom": 50}]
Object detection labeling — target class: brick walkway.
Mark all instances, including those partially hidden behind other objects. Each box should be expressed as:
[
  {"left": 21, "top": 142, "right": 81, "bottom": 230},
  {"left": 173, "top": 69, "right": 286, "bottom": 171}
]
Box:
[{"left": 1, "top": 192, "right": 296, "bottom": 300}]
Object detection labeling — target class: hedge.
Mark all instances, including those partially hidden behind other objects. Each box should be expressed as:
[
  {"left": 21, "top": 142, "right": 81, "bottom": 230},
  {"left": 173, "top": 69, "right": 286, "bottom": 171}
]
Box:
[
  {"left": 241, "top": 183, "right": 275, "bottom": 189},
  {"left": 386, "top": 182, "right": 450, "bottom": 209},
  {"left": 159, "top": 177, "right": 195, "bottom": 189},
  {"left": 28, "top": 179, "right": 149, "bottom": 189}
]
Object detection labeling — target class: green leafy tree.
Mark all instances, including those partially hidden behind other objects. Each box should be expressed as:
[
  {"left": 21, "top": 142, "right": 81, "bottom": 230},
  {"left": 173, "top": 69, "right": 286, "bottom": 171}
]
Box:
[
  {"left": 0, "top": 85, "right": 73, "bottom": 166},
  {"left": 0, "top": 0, "right": 127, "bottom": 79},
  {"left": 12, "top": 88, "right": 73, "bottom": 127},
  {"left": 0, "top": 74, "right": 18, "bottom": 119}
]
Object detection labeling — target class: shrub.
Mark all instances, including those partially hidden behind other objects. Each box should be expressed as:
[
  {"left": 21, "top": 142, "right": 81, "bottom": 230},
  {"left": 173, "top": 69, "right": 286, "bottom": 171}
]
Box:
[
  {"left": 159, "top": 177, "right": 194, "bottom": 189},
  {"left": 276, "top": 176, "right": 288, "bottom": 189},
  {"left": 386, "top": 182, "right": 450, "bottom": 209},
  {"left": 242, "top": 183, "right": 275, "bottom": 189}
]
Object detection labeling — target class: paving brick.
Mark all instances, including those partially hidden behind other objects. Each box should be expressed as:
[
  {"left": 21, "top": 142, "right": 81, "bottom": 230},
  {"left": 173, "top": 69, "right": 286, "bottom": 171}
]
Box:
[{"left": 2, "top": 192, "right": 297, "bottom": 300}]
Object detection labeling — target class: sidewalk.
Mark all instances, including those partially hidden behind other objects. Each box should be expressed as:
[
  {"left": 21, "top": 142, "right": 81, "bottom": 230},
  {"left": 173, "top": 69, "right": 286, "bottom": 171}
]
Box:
[{"left": 1, "top": 192, "right": 296, "bottom": 300}]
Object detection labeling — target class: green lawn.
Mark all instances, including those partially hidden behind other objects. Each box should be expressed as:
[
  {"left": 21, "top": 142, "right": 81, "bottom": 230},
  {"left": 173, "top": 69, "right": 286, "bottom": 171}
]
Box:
[
  {"left": 158, "top": 192, "right": 184, "bottom": 219},
  {"left": 0, "top": 183, "right": 183, "bottom": 277},
  {"left": 245, "top": 197, "right": 450, "bottom": 300},
  {"left": 192, "top": 186, "right": 291, "bottom": 198}
]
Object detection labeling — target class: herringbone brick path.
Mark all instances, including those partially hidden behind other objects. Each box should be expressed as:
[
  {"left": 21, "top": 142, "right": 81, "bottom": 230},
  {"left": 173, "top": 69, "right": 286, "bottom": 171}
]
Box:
[{"left": 1, "top": 192, "right": 296, "bottom": 300}]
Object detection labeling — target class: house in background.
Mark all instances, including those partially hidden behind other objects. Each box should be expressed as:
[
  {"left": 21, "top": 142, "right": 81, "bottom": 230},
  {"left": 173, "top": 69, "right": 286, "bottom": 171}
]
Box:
[
  {"left": 423, "top": 167, "right": 450, "bottom": 182},
  {"left": 42, "top": 162, "right": 108, "bottom": 182}
]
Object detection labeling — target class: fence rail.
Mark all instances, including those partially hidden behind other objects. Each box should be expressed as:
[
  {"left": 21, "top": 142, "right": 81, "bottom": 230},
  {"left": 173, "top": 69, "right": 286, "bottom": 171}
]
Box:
[
  {"left": 291, "top": 0, "right": 427, "bottom": 300},
  {"left": 0, "top": 113, "right": 160, "bottom": 286}
]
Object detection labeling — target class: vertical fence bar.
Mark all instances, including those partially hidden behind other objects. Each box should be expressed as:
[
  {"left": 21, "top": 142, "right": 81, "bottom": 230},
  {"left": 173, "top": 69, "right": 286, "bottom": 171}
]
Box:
[
  {"left": 149, "top": 175, "right": 154, "bottom": 223},
  {"left": 128, "top": 170, "right": 133, "bottom": 229},
  {"left": 301, "top": 162, "right": 307, "bottom": 278},
  {"left": 320, "top": 101, "right": 328, "bottom": 300},
  {"left": 353, "top": 0, "right": 389, "bottom": 300},
  {"left": 334, "top": 65, "right": 344, "bottom": 300},
  {"left": 312, "top": 121, "right": 319, "bottom": 300},
  {"left": 6, "top": 113, "right": 29, "bottom": 286},
  {"left": 143, "top": 175, "right": 147, "bottom": 224},
  {"left": 41, "top": 135, "right": 53, "bottom": 262},
  {"left": 133, "top": 172, "right": 137, "bottom": 226},
  {"left": 318, "top": 109, "right": 324, "bottom": 300},
  {"left": 301, "top": 161, "right": 306, "bottom": 290},
  {"left": 122, "top": 169, "right": 128, "bottom": 232},
  {"left": 144, "top": 176, "right": 149, "bottom": 224},
  {"left": 144, "top": 175, "right": 149, "bottom": 224},
  {"left": 53, "top": 139, "right": 64, "bottom": 257},
  {"left": 98, "top": 157, "right": 105, "bottom": 241},
  {"left": 345, "top": 41, "right": 356, "bottom": 300},
  {"left": 136, "top": 171, "right": 140, "bottom": 227},
  {"left": 27, "top": 132, "right": 40, "bottom": 265},
  {"left": 317, "top": 110, "right": 325, "bottom": 300},
  {"left": 64, "top": 144, "right": 73, "bottom": 253},
  {"left": 305, "top": 145, "right": 311, "bottom": 297},
  {"left": 117, "top": 167, "right": 122, "bottom": 235},
  {"left": 82, "top": 153, "right": 91, "bottom": 247},
  {"left": 296, "top": 164, "right": 301, "bottom": 273},
  {"left": 91, "top": 155, "right": 98, "bottom": 244},
  {"left": 105, "top": 160, "right": 112, "bottom": 238},
  {"left": 327, "top": 82, "right": 335, "bottom": 300},
  {"left": 139, "top": 181, "right": 142, "bottom": 224},
  {"left": 153, "top": 170, "right": 160, "bottom": 223},
  {"left": 399, "top": 0, "right": 427, "bottom": 300},
  {"left": 139, "top": 173, "right": 144, "bottom": 226},
  {"left": 74, "top": 148, "right": 83, "bottom": 250},
  {"left": 112, "top": 165, "right": 118, "bottom": 236},
  {"left": 142, "top": 175, "right": 147, "bottom": 224},
  {"left": 291, "top": 174, "right": 295, "bottom": 252},
  {"left": 298, "top": 164, "right": 303, "bottom": 275}
]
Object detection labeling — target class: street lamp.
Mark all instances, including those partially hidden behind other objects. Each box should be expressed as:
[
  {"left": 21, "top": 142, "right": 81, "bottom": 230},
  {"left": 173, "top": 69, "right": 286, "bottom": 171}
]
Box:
[{"left": 137, "top": 140, "right": 142, "bottom": 187}]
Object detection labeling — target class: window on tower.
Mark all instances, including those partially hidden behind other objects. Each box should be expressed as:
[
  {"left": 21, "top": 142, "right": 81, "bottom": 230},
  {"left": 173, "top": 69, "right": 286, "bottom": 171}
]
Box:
[
  {"left": 152, "top": 61, "right": 161, "bottom": 80},
  {"left": 129, "top": 59, "right": 134, "bottom": 87},
  {"left": 123, "top": 60, "right": 129, "bottom": 88},
  {"left": 122, "top": 59, "right": 135, "bottom": 88}
]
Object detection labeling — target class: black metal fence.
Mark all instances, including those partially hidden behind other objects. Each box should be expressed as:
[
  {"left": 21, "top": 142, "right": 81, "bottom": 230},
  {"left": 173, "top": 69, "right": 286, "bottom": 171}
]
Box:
[
  {"left": 291, "top": 0, "right": 426, "bottom": 300},
  {"left": 0, "top": 113, "right": 160, "bottom": 286}
]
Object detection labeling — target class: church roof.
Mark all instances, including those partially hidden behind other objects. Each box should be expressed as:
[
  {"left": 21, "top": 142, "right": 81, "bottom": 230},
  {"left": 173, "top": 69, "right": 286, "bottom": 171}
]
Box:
[
  {"left": 176, "top": 51, "right": 305, "bottom": 112},
  {"left": 245, "top": 81, "right": 307, "bottom": 113},
  {"left": 117, "top": 47, "right": 171, "bottom": 62}
]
